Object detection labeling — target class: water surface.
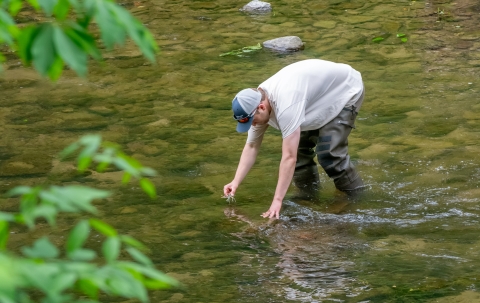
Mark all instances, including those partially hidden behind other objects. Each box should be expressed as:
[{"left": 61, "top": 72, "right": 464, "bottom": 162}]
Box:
[{"left": 1, "top": 0, "right": 480, "bottom": 302}]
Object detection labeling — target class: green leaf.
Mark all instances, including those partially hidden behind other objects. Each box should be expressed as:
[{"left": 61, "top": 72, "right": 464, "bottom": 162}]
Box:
[
  {"left": 66, "top": 220, "right": 90, "bottom": 253},
  {"left": 65, "top": 25, "right": 102, "bottom": 60},
  {"left": 68, "top": 248, "right": 97, "bottom": 261},
  {"left": 102, "top": 268, "right": 148, "bottom": 302},
  {"left": 119, "top": 262, "right": 179, "bottom": 289},
  {"left": 0, "top": 8, "right": 16, "bottom": 26},
  {"left": 53, "top": 25, "right": 87, "bottom": 77},
  {"left": 47, "top": 56, "right": 64, "bottom": 81},
  {"left": 21, "top": 237, "right": 59, "bottom": 259},
  {"left": 94, "top": 1, "right": 126, "bottom": 49},
  {"left": 39, "top": 186, "right": 108, "bottom": 214},
  {"left": 18, "top": 262, "right": 57, "bottom": 292},
  {"left": 16, "top": 25, "right": 40, "bottom": 64},
  {"left": 19, "top": 190, "right": 41, "bottom": 226},
  {"left": 59, "top": 141, "right": 80, "bottom": 159},
  {"left": 6, "top": 186, "right": 32, "bottom": 197},
  {"left": 32, "top": 204, "right": 58, "bottom": 226},
  {"left": 102, "top": 236, "right": 120, "bottom": 263},
  {"left": 31, "top": 24, "right": 56, "bottom": 76},
  {"left": 78, "top": 155, "right": 92, "bottom": 171},
  {"left": 38, "top": 0, "right": 57, "bottom": 16},
  {"left": 93, "top": 153, "right": 114, "bottom": 165},
  {"left": 0, "top": 221, "right": 9, "bottom": 250},
  {"left": 120, "top": 235, "right": 146, "bottom": 250},
  {"left": 53, "top": 0, "right": 70, "bottom": 20},
  {"left": 39, "top": 190, "right": 79, "bottom": 213},
  {"left": 27, "top": 0, "right": 40, "bottom": 10},
  {"left": 401, "top": 37, "right": 408, "bottom": 43},
  {"left": 372, "top": 36, "right": 384, "bottom": 43},
  {"left": 0, "top": 212, "right": 16, "bottom": 222},
  {"left": 77, "top": 278, "right": 100, "bottom": 300},
  {"left": 113, "top": 157, "right": 139, "bottom": 177},
  {"left": 139, "top": 178, "right": 156, "bottom": 199},
  {"left": 396, "top": 33, "right": 406, "bottom": 38},
  {"left": 140, "top": 167, "right": 157, "bottom": 177},
  {"left": 89, "top": 219, "right": 117, "bottom": 237},
  {"left": 0, "top": 8, "right": 19, "bottom": 47},
  {"left": 49, "top": 272, "right": 77, "bottom": 293},
  {"left": 113, "top": 6, "right": 157, "bottom": 62},
  {"left": 79, "top": 134, "right": 102, "bottom": 158},
  {"left": 8, "top": 0, "right": 23, "bottom": 16},
  {"left": 121, "top": 172, "right": 131, "bottom": 184},
  {"left": 126, "top": 247, "right": 152, "bottom": 267},
  {"left": 96, "top": 161, "right": 109, "bottom": 172},
  {"left": 48, "top": 186, "right": 109, "bottom": 214}
]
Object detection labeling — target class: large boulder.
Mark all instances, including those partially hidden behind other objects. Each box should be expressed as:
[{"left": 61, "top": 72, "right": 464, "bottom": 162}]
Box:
[
  {"left": 240, "top": 0, "right": 272, "bottom": 14},
  {"left": 262, "top": 36, "right": 305, "bottom": 52}
]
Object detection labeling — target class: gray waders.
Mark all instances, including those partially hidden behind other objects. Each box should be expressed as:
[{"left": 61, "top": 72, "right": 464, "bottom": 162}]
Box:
[{"left": 293, "top": 90, "right": 365, "bottom": 198}]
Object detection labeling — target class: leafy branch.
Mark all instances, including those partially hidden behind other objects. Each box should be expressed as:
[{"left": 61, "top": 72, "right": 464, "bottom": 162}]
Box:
[
  {"left": 0, "top": 0, "right": 158, "bottom": 79},
  {"left": 0, "top": 135, "right": 178, "bottom": 303}
]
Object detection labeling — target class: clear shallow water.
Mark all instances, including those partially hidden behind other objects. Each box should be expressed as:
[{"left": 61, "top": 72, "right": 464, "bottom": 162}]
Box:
[{"left": 1, "top": 0, "right": 480, "bottom": 302}]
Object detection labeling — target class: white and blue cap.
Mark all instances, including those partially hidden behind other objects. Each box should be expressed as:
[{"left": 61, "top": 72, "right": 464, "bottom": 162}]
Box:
[{"left": 232, "top": 88, "right": 262, "bottom": 133}]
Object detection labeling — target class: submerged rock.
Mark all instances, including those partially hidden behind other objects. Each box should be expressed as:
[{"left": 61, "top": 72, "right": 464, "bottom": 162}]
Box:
[
  {"left": 240, "top": 0, "right": 272, "bottom": 13},
  {"left": 262, "top": 36, "right": 305, "bottom": 52}
]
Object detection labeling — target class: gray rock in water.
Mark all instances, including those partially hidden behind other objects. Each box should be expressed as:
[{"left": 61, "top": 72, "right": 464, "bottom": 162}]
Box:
[
  {"left": 240, "top": 0, "right": 272, "bottom": 13},
  {"left": 262, "top": 36, "right": 305, "bottom": 52}
]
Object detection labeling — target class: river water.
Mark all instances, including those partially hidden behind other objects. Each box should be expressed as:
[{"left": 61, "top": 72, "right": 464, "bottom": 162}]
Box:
[{"left": 1, "top": 0, "right": 480, "bottom": 302}]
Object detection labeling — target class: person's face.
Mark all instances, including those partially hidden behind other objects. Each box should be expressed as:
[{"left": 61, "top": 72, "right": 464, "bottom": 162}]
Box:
[{"left": 252, "top": 103, "right": 270, "bottom": 126}]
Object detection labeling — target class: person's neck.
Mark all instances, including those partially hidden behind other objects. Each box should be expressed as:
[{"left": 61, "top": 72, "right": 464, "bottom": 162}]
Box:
[{"left": 259, "top": 88, "right": 272, "bottom": 115}]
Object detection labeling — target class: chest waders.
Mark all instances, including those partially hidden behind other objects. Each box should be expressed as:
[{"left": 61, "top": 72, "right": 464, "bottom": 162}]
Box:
[{"left": 293, "top": 90, "right": 366, "bottom": 198}]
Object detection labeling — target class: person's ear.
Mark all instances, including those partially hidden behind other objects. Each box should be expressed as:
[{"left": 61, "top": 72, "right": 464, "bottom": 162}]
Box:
[{"left": 259, "top": 103, "right": 266, "bottom": 111}]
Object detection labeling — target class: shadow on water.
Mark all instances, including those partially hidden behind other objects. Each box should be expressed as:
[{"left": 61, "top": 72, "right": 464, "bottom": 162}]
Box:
[{"left": 226, "top": 196, "right": 371, "bottom": 303}]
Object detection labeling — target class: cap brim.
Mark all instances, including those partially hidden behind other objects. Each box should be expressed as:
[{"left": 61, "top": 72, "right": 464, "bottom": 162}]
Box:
[{"left": 236, "top": 119, "right": 254, "bottom": 133}]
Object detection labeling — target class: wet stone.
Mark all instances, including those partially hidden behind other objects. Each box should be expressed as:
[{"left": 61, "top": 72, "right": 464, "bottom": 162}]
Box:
[
  {"left": 0, "top": 151, "right": 52, "bottom": 177},
  {"left": 240, "top": 0, "right": 272, "bottom": 14},
  {"left": 338, "top": 15, "right": 377, "bottom": 24},
  {"left": 262, "top": 36, "right": 305, "bottom": 52},
  {"left": 88, "top": 106, "right": 117, "bottom": 116},
  {"left": 260, "top": 24, "right": 282, "bottom": 33},
  {"left": 279, "top": 22, "right": 296, "bottom": 28},
  {"left": 313, "top": 20, "right": 337, "bottom": 29},
  {"left": 120, "top": 207, "right": 138, "bottom": 214}
]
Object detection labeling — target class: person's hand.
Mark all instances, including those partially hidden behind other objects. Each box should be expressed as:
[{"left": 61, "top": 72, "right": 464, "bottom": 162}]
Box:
[
  {"left": 223, "top": 181, "right": 239, "bottom": 197},
  {"left": 262, "top": 200, "right": 282, "bottom": 219}
]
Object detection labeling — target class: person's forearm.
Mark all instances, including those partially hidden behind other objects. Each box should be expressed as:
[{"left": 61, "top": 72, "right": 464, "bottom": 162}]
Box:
[
  {"left": 233, "top": 143, "right": 259, "bottom": 184},
  {"left": 272, "top": 155, "right": 296, "bottom": 202}
]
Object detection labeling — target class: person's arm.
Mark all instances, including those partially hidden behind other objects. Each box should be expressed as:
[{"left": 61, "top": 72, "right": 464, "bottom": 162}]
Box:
[
  {"left": 262, "top": 127, "right": 301, "bottom": 219},
  {"left": 223, "top": 139, "right": 263, "bottom": 197}
]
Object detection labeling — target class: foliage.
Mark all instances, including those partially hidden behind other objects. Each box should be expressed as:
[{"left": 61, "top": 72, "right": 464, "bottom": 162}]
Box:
[
  {"left": 372, "top": 36, "right": 384, "bottom": 43},
  {"left": 219, "top": 43, "right": 262, "bottom": 57},
  {"left": 0, "top": 135, "right": 179, "bottom": 303},
  {"left": 372, "top": 33, "right": 408, "bottom": 43},
  {"left": 0, "top": 0, "right": 158, "bottom": 79},
  {"left": 0, "top": 1, "right": 174, "bottom": 301}
]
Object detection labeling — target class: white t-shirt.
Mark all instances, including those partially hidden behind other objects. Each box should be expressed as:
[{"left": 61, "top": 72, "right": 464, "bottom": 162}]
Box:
[{"left": 247, "top": 59, "right": 363, "bottom": 144}]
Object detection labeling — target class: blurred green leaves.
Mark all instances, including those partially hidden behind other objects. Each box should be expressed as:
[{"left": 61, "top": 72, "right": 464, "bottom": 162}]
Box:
[
  {"left": 0, "top": 0, "right": 158, "bottom": 79},
  {"left": 61, "top": 134, "right": 158, "bottom": 198},
  {"left": 0, "top": 0, "right": 169, "bottom": 299},
  {"left": 396, "top": 33, "right": 408, "bottom": 43},
  {"left": 1, "top": 136, "right": 177, "bottom": 303}
]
